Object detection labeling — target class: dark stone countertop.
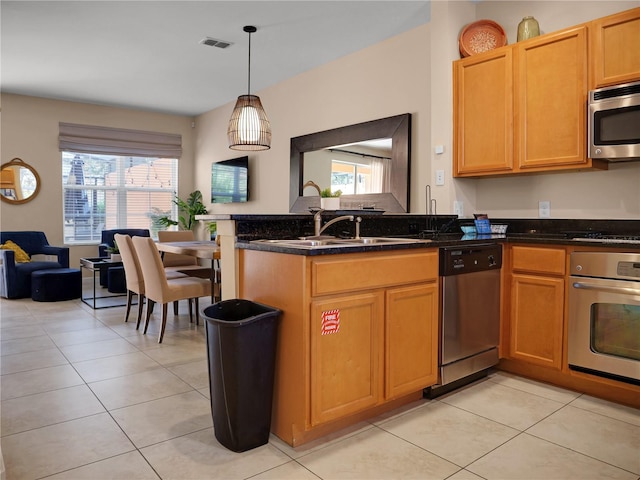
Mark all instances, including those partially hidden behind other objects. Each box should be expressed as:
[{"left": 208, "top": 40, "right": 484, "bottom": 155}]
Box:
[
  {"left": 210, "top": 213, "right": 640, "bottom": 255},
  {"left": 237, "top": 232, "right": 640, "bottom": 256}
]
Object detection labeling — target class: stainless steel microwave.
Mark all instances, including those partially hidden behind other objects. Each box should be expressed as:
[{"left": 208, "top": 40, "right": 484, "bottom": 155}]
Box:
[{"left": 588, "top": 81, "right": 640, "bottom": 162}]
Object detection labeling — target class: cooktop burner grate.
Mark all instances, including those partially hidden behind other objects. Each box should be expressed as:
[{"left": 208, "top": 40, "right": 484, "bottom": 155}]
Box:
[{"left": 572, "top": 234, "right": 640, "bottom": 244}]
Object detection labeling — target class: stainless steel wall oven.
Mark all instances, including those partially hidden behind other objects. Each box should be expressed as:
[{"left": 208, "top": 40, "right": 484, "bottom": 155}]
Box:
[{"left": 568, "top": 252, "right": 640, "bottom": 384}]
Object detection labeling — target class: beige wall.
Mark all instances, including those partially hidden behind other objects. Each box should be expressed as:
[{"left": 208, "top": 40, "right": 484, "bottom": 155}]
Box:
[
  {"left": 469, "top": 0, "right": 640, "bottom": 220},
  {"left": 2, "top": 0, "right": 639, "bottom": 261},
  {"left": 195, "top": 0, "right": 639, "bottom": 220},
  {"left": 194, "top": 23, "right": 432, "bottom": 215},
  {"left": 0, "top": 94, "right": 195, "bottom": 266}
]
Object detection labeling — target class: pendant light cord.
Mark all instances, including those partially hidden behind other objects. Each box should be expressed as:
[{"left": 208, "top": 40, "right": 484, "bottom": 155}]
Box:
[
  {"left": 247, "top": 29, "right": 251, "bottom": 95},
  {"left": 243, "top": 25, "right": 257, "bottom": 96}
]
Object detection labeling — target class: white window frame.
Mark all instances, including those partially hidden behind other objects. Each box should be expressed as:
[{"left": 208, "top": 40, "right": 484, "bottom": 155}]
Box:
[{"left": 62, "top": 152, "right": 178, "bottom": 244}]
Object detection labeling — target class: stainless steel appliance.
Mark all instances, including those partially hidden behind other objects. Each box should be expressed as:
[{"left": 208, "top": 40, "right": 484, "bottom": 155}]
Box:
[
  {"left": 568, "top": 252, "right": 640, "bottom": 384},
  {"left": 425, "top": 244, "right": 502, "bottom": 397},
  {"left": 571, "top": 233, "right": 640, "bottom": 245},
  {"left": 588, "top": 80, "right": 640, "bottom": 162}
]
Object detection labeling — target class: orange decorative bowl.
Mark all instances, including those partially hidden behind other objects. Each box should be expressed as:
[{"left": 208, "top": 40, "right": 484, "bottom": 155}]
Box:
[{"left": 459, "top": 19, "right": 507, "bottom": 57}]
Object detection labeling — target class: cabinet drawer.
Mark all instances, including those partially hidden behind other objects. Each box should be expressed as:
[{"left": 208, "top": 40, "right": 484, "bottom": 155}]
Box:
[
  {"left": 511, "top": 245, "right": 566, "bottom": 275},
  {"left": 312, "top": 250, "right": 438, "bottom": 296}
]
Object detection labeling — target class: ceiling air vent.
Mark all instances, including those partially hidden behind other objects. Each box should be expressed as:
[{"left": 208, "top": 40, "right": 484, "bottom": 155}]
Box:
[{"left": 200, "top": 37, "right": 233, "bottom": 49}]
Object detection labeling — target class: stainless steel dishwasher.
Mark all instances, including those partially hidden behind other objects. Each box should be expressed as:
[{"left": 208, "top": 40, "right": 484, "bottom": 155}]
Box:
[{"left": 425, "top": 244, "right": 502, "bottom": 398}]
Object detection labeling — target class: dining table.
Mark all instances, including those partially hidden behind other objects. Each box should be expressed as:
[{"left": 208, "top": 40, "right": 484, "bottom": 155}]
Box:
[{"left": 156, "top": 240, "right": 221, "bottom": 302}]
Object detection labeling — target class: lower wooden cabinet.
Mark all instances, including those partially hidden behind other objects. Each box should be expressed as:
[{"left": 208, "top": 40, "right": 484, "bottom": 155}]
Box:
[
  {"left": 239, "top": 248, "right": 439, "bottom": 446},
  {"left": 310, "top": 292, "right": 383, "bottom": 426},
  {"left": 385, "top": 283, "right": 439, "bottom": 399},
  {"left": 507, "top": 245, "right": 566, "bottom": 370},
  {"left": 510, "top": 273, "right": 564, "bottom": 369}
]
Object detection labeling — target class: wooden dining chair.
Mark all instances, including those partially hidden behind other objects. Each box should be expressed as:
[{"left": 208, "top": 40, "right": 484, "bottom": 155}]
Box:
[
  {"left": 115, "top": 234, "right": 188, "bottom": 329},
  {"left": 132, "top": 236, "right": 211, "bottom": 343}
]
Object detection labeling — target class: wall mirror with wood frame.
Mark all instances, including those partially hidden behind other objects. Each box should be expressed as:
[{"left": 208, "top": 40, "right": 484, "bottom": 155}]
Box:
[
  {"left": 1, "top": 158, "right": 41, "bottom": 204},
  {"left": 289, "top": 113, "right": 411, "bottom": 213}
]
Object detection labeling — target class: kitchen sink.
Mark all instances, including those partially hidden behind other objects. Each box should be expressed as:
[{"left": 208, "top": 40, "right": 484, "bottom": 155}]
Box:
[
  {"left": 251, "top": 237, "right": 431, "bottom": 249},
  {"left": 328, "top": 237, "right": 428, "bottom": 245},
  {"left": 254, "top": 239, "right": 336, "bottom": 247}
]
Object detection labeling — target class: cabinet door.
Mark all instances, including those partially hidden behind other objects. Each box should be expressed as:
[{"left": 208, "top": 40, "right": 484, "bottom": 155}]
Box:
[
  {"left": 385, "top": 283, "right": 438, "bottom": 399},
  {"left": 310, "top": 292, "right": 383, "bottom": 426},
  {"left": 510, "top": 273, "right": 564, "bottom": 369},
  {"left": 591, "top": 8, "right": 640, "bottom": 88},
  {"left": 454, "top": 49, "right": 513, "bottom": 176},
  {"left": 515, "top": 26, "right": 588, "bottom": 170}
]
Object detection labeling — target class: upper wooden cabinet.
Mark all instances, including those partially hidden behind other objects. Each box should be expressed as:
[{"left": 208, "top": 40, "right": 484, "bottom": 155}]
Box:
[
  {"left": 590, "top": 7, "right": 640, "bottom": 88},
  {"left": 454, "top": 19, "right": 618, "bottom": 177},
  {"left": 454, "top": 49, "right": 513, "bottom": 176},
  {"left": 515, "top": 27, "right": 589, "bottom": 171}
]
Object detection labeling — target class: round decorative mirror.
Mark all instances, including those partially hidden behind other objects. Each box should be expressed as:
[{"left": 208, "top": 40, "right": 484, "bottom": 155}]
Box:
[{"left": 0, "top": 158, "right": 41, "bottom": 204}]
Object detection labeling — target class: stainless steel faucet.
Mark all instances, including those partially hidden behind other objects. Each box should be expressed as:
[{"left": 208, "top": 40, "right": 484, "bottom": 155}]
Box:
[{"left": 313, "top": 209, "right": 362, "bottom": 238}]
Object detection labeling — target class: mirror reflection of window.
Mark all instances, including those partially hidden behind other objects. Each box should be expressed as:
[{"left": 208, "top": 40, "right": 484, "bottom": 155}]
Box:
[
  {"left": 19, "top": 167, "right": 37, "bottom": 198},
  {"left": 331, "top": 160, "right": 371, "bottom": 194},
  {"left": 303, "top": 139, "right": 392, "bottom": 196}
]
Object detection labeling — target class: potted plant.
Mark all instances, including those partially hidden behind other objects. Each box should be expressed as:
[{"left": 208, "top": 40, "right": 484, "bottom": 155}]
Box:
[
  {"left": 105, "top": 240, "right": 121, "bottom": 262},
  {"left": 320, "top": 188, "right": 342, "bottom": 210},
  {"left": 158, "top": 190, "right": 208, "bottom": 231}
]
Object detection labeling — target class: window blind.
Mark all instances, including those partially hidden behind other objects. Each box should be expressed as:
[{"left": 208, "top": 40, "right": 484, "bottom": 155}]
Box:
[{"left": 59, "top": 123, "right": 182, "bottom": 158}]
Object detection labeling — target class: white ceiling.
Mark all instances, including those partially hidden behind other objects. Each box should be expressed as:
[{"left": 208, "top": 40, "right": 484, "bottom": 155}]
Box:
[{"left": 1, "top": 1, "right": 431, "bottom": 116}]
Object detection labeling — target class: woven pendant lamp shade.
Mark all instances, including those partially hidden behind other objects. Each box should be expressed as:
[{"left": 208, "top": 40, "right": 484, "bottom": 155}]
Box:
[{"left": 227, "top": 94, "right": 271, "bottom": 151}]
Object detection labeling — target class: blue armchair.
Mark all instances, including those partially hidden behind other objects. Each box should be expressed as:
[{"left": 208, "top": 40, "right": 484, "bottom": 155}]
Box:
[
  {"left": 98, "top": 229, "right": 150, "bottom": 291},
  {"left": 0, "top": 231, "right": 69, "bottom": 299}
]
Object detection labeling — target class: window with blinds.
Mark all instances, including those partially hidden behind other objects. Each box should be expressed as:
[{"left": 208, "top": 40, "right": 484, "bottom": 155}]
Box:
[{"left": 59, "top": 123, "right": 181, "bottom": 244}]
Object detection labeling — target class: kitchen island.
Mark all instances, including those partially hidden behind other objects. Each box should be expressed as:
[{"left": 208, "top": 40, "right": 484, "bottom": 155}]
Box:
[{"left": 238, "top": 245, "right": 440, "bottom": 447}]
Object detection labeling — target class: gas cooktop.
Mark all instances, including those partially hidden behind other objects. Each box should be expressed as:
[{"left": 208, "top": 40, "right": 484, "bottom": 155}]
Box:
[{"left": 571, "top": 234, "right": 640, "bottom": 244}]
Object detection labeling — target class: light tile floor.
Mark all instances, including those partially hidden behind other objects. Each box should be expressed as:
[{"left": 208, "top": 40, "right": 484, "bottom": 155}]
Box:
[{"left": 1, "top": 296, "right": 639, "bottom": 480}]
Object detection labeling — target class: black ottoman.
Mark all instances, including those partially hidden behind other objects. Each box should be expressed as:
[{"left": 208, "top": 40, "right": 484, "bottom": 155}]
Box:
[
  {"left": 107, "top": 266, "right": 127, "bottom": 294},
  {"left": 31, "top": 268, "right": 82, "bottom": 302}
]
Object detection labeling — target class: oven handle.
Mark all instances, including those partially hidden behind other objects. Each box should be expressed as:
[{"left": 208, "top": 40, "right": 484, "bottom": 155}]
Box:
[{"left": 572, "top": 281, "right": 640, "bottom": 296}]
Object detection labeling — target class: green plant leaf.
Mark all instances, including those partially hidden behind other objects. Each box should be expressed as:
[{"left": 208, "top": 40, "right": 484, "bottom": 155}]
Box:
[
  {"left": 161, "top": 190, "right": 208, "bottom": 230},
  {"left": 321, "top": 187, "right": 342, "bottom": 198}
]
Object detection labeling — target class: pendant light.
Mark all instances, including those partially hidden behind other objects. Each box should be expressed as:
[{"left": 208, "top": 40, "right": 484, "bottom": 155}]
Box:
[{"left": 228, "top": 25, "right": 271, "bottom": 151}]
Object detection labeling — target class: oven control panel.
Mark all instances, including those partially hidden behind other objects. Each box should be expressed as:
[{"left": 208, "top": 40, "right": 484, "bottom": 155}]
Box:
[
  {"left": 571, "top": 252, "right": 640, "bottom": 281},
  {"left": 618, "top": 262, "right": 640, "bottom": 279}
]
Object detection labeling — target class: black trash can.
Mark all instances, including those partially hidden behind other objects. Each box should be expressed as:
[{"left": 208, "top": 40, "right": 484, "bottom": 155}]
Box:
[{"left": 202, "top": 299, "right": 281, "bottom": 452}]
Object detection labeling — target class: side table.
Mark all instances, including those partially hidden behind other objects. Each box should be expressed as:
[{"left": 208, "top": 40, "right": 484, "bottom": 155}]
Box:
[{"left": 80, "top": 257, "right": 132, "bottom": 309}]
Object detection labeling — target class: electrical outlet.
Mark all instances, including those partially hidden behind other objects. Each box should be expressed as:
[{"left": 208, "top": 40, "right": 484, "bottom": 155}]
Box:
[
  {"left": 435, "top": 170, "right": 445, "bottom": 186},
  {"left": 454, "top": 201, "right": 464, "bottom": 217},
  {"left": 539, "top": 201, "right": 550, "bottom": 218}
]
